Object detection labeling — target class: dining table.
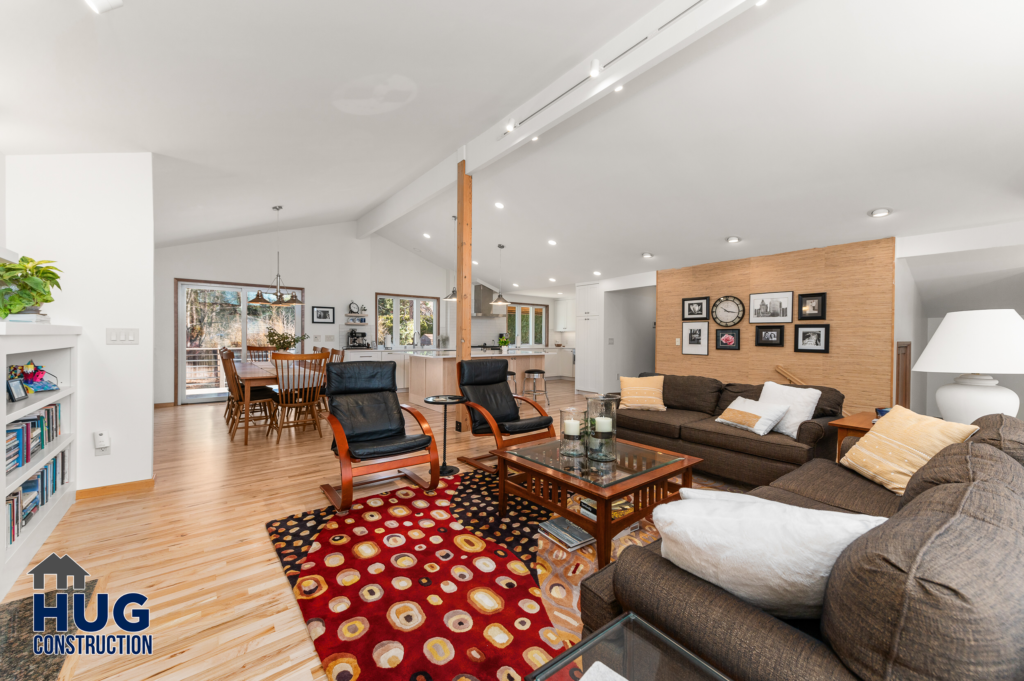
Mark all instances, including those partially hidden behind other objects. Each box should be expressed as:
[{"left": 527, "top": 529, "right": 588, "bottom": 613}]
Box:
[{"left": 233, "top": 360, "right": 279, "bottom": 445}]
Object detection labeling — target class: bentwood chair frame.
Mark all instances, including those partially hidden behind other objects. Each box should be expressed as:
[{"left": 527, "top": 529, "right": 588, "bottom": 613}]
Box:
[
  {"left": 321, "top": 361, "right": 439, "bottom": 511},
  {"left": 455, "top": 359, "right": 556, "bottom": 474},
  {"left": 247, "top": 346, "right": 276, "bottom": 362},
  {"left": 267, "top": 352, "right": 329, "bottom": 443},
  {"left": 222, "top": 349, "right": 275, "bottom": 440}
]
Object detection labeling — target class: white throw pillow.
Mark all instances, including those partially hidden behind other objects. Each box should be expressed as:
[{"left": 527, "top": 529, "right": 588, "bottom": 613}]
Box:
[
  {"left": 715, "top": 396, "right": 790, "bottom": 436},
  {"left": 653, "top": 495, "right": 887, "bottom": 618},
  {"left": 759, "top": 381, "right": 822, "bottom": 439}
]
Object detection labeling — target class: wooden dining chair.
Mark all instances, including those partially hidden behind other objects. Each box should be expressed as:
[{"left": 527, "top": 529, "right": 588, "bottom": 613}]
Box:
[
  {"left": 329, "top": 348, "right": 344, "bottom": 363},
  {"left": 220, "top": 348, "right": 235, "bottom": 424},
  {"left": 247, "top": 346, "right": 275, "bottom": 362},
  {"left": 321, "top": 361, "right": 439, "bottom": 511},
  {"left": 222, "top": 349, "right": 276, "bottom": 440},
  {"left": 318, "top": 348, "right": 346, "bottom": 421},
  {"left": 267, "top": 352, "right": 329, "bottom": 443},
  {"left": 456, "top": 358, "right": 556, "bottom": 473}
]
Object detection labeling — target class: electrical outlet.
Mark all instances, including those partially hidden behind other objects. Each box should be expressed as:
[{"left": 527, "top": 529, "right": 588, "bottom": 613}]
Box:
[
  {"left": 106, "top": 328, "right": 140, "bottom": 345},
  {"left": 326, "top": 335, "right": 336, "bottom": 342},
  {"left": 608, "top": 338, "right": 614, "bottom": 345}
]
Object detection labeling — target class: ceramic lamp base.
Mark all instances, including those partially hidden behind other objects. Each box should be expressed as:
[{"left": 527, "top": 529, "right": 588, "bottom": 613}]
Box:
[{"left": 935, "top": 375, "right": 1020, "bottom": 426}]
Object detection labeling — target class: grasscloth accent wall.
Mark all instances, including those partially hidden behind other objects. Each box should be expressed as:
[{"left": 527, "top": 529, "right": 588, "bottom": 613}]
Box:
[{"left": 656, "top": 238, "right": 894, "bottom": 415}]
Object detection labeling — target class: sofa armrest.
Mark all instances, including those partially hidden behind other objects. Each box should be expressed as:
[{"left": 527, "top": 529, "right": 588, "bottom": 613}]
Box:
[
  {"left": 840, "top": 435, "right": 861, "bottom": 456},
  {"left": 580, "top": 558, "right": 623, "bottom": 633},
  {"left": 612, "top": 546, "right": 857, "bottom": 681},
  {"left": 796, "top": 416, "right": 839, "bottom": 460}
]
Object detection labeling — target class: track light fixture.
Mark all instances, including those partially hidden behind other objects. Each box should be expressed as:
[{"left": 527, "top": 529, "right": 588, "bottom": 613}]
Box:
[
  {"left": 505, "top": 118, "right": 515, "bottom": 132},
  {"left": 84, "top": 0, "right": 123, "bottom": 13},
  {"left": 589, "top": 59, "right": 601, "bottom": 78}
]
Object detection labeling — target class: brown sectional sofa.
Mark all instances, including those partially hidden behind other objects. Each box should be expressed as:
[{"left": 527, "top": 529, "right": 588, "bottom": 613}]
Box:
[
  {"left": 617, "top": 373, "right": 845, "bottom": 487},
  {"left": 580, "top": 414, "right": 1024, "bottom": 681}
]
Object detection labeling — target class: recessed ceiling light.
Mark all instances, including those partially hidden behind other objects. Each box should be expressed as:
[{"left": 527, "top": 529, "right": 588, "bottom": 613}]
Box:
[
  {"left": 642, "top": 252, "right": 653, "bottom": 259},
  {"left": 589, "top": 59, "right": 601, "bottom": 78},
  {"left": 557, "top": 292, "right": 563, "bottom": 295},
  {"left": 495, "top": 202, "right": 504, "bottom": 209},
  {"left": 84, "top": 0, "right": 123, "bottom": 13},
  {"left": 532, "top": 136, "right": 539, "bottom": 142},
  {"left": 726, "top": 236, "right": 741, "bottom": 243},
  {"left": 472, "top": 260, "right": 479, "bottom": 265},
  {"left": 512, "top": 283, "right": 519, "bottom": 287},
  {"left": 423, "top": 233, "right": 431, "bottom": 238},
  {"left": 548, "top": 240, "right": 557, "bottom": 246},
  {"left": 755, "top": 0, "right": 768, "bottom": 6},
  {"left": 869, "top": 208, "right": 892, "bottom": 218},
  {"left": 593, "top": 271, "right": 601, "bottom": 276},
  {"left": 614, "top": 85, "right": 623, "bottom": 93},
  {"left": 549, "top": 278, "right": 556, "bottom": 282}
]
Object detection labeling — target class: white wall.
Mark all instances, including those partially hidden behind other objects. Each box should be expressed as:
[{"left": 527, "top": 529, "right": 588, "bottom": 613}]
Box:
[
  {"left": 154, "top": 224, "right": 447, "bottom": 404},
  {"left": 602, "top": 286, "right": 657, "bottom": 392},
  {"left": 895, "top": 258, "right": 929, "bottom": 413},
  {"left": 6, "top": 153, "right": 155, "bottom": 490},
  {"left": 0, "top": 156, "right": 5, "bottom": 245}
]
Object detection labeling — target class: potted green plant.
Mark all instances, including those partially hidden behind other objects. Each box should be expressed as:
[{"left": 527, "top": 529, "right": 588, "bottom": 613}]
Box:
[
  {"left": 0, "top": 257, "right": 62, "bottom": 318},
  {"left": 498, "top": 335, "right": 510, "bottom": 355},
  {"left": 265, "top": 328, "right": 310, "bottom": 352}
]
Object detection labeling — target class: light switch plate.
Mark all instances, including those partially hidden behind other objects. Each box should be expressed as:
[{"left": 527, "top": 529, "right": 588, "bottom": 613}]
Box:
[
  {"left": 675, "top": 338, "right": 681, "bottom": 345},
  {"left": 106, "top": 328, "right": 140, "bottom": 345},
  {"left": 326, "top": 335, "right": 335, "bottom": 342},
  {"left": 313, "top": 335, "right": 322, "bottom": 342}
]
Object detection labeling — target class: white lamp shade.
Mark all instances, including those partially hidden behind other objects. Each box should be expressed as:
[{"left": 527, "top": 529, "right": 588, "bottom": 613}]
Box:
[{"left": 913, "top": 309, "right": 1024, "bottom": 375}]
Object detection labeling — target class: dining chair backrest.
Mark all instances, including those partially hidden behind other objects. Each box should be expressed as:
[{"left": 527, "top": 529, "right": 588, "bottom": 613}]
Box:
[
  {"left": 329, "top": 348, "right": 344, "bottom": 364},
  {"left": 272, "top": 352, "right": 328, "bottom": 405},
  {"left": 312, "top": 346, "right": 323, "bottom": 354},
  {"left": 221, "top": 348, "right": 242, "bottom": 401},
  {"left": 247, "top": 346, "right": 275, "bottom": 362}
]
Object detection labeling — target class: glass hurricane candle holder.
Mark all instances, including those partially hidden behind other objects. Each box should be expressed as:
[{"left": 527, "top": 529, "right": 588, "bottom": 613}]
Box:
[
  {"left": 587, "top": 395, "right": 617, "bottom": 462},
  {"left": 560, "top": 408, "right": 587, "bottom": 458}
]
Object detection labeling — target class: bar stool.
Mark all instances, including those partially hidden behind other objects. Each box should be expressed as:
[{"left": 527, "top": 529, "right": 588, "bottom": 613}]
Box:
[
  {"left": 523, "top": 369, "right": 549, "bottom": 406},
  {"left": 507, "top": 370, "right": 517, "bottom": 394}
]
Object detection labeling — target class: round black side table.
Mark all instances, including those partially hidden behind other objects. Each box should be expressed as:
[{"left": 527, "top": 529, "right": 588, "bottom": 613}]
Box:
[{"left": 423, "top": 395, "right": 467, "bottom": 477}]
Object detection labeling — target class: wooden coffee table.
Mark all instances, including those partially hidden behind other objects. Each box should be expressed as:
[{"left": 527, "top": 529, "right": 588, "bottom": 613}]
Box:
[{"left": 493, "top": 439, "right": 701, "bottom": 568}]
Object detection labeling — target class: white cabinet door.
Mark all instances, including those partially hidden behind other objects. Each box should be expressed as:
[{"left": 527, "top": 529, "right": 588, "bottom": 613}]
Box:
[
  {"left": 576, "top": 284, "right": 602, "bottom": 317},
  {"left": 344, "top": 351, "right": 380, "bottom": 363},
  {"left": 564, "top": 300, "right": 576, "bottom": 331},
  {"left": 381, "top": 352, "right": 408, "bottom": 389},
  {"left": 575, "top": 317, "right": 600, "bottom": 391},
  {"left": 555, "top": 301, "right": 567, "bottom": 331}
]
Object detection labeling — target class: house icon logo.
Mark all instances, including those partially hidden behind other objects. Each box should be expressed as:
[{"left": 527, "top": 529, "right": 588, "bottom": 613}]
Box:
[{"left": 28, "top": 553, "right": 90, "bottom": 591}]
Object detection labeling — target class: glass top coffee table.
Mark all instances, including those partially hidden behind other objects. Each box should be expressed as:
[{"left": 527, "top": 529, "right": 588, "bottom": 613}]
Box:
[
  {"left": 492, "top": 438, "right": 700, "bottom": 567},
  {"left": 527, "top": 612, "right": 732, "bottom": 681}
]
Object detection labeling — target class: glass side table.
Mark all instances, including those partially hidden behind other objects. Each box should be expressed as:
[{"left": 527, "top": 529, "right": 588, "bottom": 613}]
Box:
[
  {"left": 526, "top": 612, "right": 732, "bottom": 681},
  {"left": 422, "top": 394, "right": 467, "bottom": 477}
]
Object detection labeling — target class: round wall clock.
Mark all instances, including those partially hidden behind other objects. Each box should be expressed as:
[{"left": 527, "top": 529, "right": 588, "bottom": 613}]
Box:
[
  {"left": 348, "top": 302, "right": 360, "bottom": 314},
  {"left": 712, "top": 296, "right": 745, "bottom": 327}
]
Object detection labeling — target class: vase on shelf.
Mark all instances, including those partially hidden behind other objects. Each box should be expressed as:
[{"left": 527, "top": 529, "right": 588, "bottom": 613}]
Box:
[
  {"left": 586, "top": 395, "right": 617, "bottom": 462},
  {"left": 559, "top": 408, "right": 587, "bottom": 458}
]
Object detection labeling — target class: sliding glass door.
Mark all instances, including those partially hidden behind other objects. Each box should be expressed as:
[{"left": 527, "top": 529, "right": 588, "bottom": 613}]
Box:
[
  {"left": 376, "top": 294, "right": 437, "bottom": 348},
  {"left": 177, "top": 281, "right": 303, "bottom": 404}
]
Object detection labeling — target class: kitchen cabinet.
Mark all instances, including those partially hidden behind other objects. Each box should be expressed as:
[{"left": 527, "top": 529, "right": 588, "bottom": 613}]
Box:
[
  {"left": 576, "top": 284, "right": 603, "bottom": 318},
  {"left": 344, "top": 350, "right": 380, "bottom": 362},
  {"left": 575, "top": 316, "right": 602, "bottom": 392},
  {"left": 553, "top": 299, "right": 576, "bottom": 332},
  {"left": 381, "top": 351, "right": 409, "bottom": 390}
]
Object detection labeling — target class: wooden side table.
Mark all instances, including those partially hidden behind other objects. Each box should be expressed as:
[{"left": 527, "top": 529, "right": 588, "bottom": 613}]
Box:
[{"left": 828, "top": 411, "right": 877, "bottom": 462}]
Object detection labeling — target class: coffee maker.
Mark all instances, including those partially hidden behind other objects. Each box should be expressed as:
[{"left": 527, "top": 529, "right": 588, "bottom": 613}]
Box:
[{"left": 347, "top": 329, "right": 370, "bottom": 349}]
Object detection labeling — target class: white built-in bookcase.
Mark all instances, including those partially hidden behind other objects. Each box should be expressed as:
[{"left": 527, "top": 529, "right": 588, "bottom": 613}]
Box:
[{"left": 1, "top": 322, "right": 81, "bottom": 598}]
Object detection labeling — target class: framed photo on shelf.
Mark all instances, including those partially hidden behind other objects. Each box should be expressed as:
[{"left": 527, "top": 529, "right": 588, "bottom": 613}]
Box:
[
  {"left": 682, "top": 322, "right": 709, "bottom": 356},
  {"left": 755, "top": 325, "right": 785, "bottom": 347},
  {"left": 715, "top": 329, "right": 740, "bottom": 350},
  {"left": 795, "top": 324, "right": 830, "bottom": 353},
  {"left": 312, "top": 306, "right": 335, "bottom": 324},
  {"left": 7, "top": 378, "right": 28, "bottom": 402},
  {"left": 798, "top": 293, "right": 827, "bottom": 320},
  {"left": 682, "top": 297, "right": 710, "bottom": 321},
  {"left": 749, "top": 291, "right": 793, "bottom": 324}
]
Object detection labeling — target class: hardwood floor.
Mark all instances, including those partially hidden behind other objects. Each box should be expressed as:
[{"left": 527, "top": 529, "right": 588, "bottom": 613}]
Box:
[{"left": 3, "top": 380, "right": 590, "bottom": 681}]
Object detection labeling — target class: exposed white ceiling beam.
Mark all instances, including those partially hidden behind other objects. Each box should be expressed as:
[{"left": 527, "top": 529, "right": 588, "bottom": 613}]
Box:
[{"left": 356, "top": 0, "right": 756, "bottom": 239}]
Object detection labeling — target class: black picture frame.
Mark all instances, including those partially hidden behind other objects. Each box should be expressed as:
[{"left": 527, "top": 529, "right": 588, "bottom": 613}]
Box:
[
  {"left": 798, "top": 292, "right": 827, "bottom": 320},
  {"left": 795, "top": 324, "right": 830, "bottom": 353},
  {"left": 755, "top": 325, "right": 785, "bottom": 347},
  {"left": 682, "top": 297, "right": 710, "bottom": 321},
  {"left": 7, "top": 378, "right": 28, "bottom": 402},
  {"left": 715, "top": 329, "right": 741, "bottom": 350},
  {"left": 312, "top": 306, "right": 335, "bottom": 324}
]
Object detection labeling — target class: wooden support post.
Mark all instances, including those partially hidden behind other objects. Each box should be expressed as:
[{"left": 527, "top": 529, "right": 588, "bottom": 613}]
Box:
[{"left": 456, "top": 160, "right": 473, "bottom": 431}]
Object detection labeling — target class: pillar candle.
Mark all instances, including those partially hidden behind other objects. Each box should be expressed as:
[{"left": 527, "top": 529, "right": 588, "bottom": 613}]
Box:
[
  {"left": 594, "top": 417, "right": 613, "bottom": 433},
  {"left": 563, "top": 419, "right": 580, "bottom": 437}
]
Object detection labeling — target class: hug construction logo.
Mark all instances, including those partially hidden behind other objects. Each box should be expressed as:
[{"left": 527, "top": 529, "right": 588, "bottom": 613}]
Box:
[{"left": 29, "top": 553, "right": 153, "bottom": 657}]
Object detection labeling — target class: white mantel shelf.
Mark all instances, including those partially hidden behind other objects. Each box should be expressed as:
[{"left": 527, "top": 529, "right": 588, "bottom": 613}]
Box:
[{"left": 0, "top": 322, "right": 83, "bottom": 335}]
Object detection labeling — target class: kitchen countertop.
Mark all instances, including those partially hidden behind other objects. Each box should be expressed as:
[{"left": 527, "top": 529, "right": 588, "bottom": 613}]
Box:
[{"left": 408, "top": 350, "right": 559, "bottom": 359}]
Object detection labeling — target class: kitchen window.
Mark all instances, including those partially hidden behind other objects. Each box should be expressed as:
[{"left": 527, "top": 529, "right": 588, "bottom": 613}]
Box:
[
  {"left": 506, "top": 303, "right": 547, "bottom": 347},
  {"left": 376, "top": 293, "right": 438, "bottom": 348}
]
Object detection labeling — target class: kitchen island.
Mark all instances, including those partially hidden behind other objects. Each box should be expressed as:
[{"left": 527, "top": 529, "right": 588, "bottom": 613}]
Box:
[{"left": 407, "top": 351, "right": 557, "bottom": 414}]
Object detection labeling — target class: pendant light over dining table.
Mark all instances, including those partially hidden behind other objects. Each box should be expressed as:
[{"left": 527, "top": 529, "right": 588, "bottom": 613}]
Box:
[
  {"left": 492, "top": 244, "right": 509, "bottom": 306},
  {"left": 252, "top": 206, "right": 304, "bottom": 306}
]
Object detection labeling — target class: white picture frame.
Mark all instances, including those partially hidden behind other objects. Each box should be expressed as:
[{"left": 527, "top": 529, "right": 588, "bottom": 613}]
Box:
[
  {"left": 682, "top": 322, "right": 709, "bottom": 356},
  {"left": 749, "top": 291, "right": 793, "bottom": 324}
]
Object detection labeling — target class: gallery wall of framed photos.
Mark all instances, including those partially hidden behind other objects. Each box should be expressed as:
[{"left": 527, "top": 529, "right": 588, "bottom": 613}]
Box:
[{"left": 655, "top": 238, "right": 895, "bottom": 415}]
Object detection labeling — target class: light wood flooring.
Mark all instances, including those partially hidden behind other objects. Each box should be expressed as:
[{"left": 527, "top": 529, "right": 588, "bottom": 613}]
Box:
[{"left": 3, "top": 380, "right": 592, "bottom": 681}]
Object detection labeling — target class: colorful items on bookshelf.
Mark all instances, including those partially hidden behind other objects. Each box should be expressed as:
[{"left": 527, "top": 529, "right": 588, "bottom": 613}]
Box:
[
  {"left": 5, "top": 404, "right": 62, "bottom": 474},
  {"left": 6, "top": 450, "right": 67, "bottom": 544},
  {"left": 7, "top": 362, "right": 60, "bottom": 394}
]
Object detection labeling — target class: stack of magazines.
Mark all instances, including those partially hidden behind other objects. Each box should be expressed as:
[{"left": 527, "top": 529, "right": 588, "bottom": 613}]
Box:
[{"left": 538, "top": 517, "right": 595, "bottom": 552}]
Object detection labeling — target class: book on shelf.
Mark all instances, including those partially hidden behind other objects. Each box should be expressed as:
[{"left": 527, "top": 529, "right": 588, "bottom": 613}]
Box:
[
  {"left": 6, "top": 313, "right": 51, "bottom": 323},
  {"left": 538, "top": 517, "right": 595, "bottom": 552},
  {"left": 5, "top": 404, "right": 62, "bottom": 474}
]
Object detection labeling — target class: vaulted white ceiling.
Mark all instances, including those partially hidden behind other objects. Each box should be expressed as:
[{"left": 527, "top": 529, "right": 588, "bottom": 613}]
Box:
[
  {"left": 377, "top": 0, "right": 1024, "bottom": 294},
  {"left": 0, "top": 0, "right": 663, "bottom": 246}
]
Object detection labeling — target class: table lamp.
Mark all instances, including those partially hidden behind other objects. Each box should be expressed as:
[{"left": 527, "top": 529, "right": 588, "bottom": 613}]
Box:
[{"left": 913, "top": 309, "right": 1024, "bottom": 425}]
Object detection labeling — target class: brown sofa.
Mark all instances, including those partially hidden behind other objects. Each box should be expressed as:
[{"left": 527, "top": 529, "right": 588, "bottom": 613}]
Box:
[
  {"left": 580, "top": 413, "right": 1024, "bottom": 681},
  {"left": 617, "top": 374, "right": 845, "bottom": 487}
]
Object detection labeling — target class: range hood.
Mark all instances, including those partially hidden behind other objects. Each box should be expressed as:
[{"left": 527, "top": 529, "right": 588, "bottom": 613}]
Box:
[{"left": 472, "top": 284, "right": 504, "bottom": 317}]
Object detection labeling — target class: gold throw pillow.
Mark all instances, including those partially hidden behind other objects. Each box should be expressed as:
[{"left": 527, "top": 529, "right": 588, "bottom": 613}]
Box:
[
  {"left": 840, "top": 405, "right": 979, "bottom": 494},
  {"left": 619, "top": 375, "right": 666, "bottom": 412}
]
